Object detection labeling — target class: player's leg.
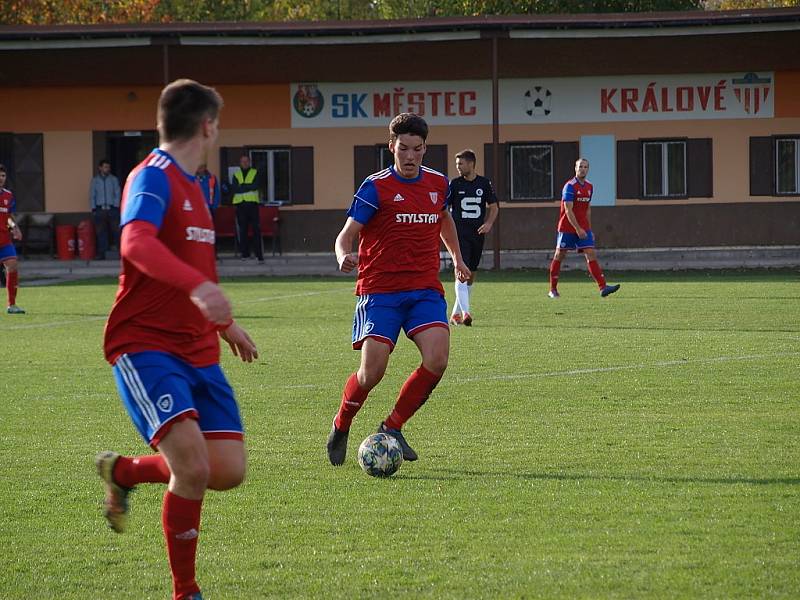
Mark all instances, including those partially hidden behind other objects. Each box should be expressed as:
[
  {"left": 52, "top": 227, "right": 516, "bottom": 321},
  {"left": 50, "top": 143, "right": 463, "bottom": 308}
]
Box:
[
  {"left": 451, "top": 234, "right": 471, "bottom": 324},
  {"left": 156, "top": 419, "right": 209, "bottom": 600},
  {"left": 582, "top": 243, "right": 620, "bottom": 296},
  {"left": 248, "top": 202, "right": 264, "bottom": 262},
  {"left": 328, "top": 294, "right": 401, "bottom": 465},
  {"left": 2, "top": 254, "right": 24, "bottom": 313},
  {"left": 549, "top": 240, "right": 568, "bottom": 298},
  {"left": 381, "top": 291, "right": 449, "bottom": 460},
  {"left": 461, "top": 235, "right": 484, "bottom": 326}
]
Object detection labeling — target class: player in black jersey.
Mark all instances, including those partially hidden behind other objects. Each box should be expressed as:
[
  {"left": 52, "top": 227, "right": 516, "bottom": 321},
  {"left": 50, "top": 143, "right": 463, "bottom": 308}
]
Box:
[{"left": 447, "top": 149, "right": 499, "bottom": 326}]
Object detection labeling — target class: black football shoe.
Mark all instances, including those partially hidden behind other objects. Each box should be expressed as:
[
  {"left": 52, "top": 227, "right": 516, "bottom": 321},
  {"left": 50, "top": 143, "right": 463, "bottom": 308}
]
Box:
[
  {"left": 326, "top": 422, "right": 349, "bottom": 466},
  {"left": 378, "top": 422, "right": 418, "bottom": 461}
]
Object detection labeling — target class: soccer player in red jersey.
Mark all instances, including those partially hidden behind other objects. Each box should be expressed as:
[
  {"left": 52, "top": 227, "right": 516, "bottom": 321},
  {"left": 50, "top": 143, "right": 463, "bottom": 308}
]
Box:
[
  {"left": 95, "top": 79, "right": 258, "bottom": 600},
  {"left": 0, "top": 165, "right": 25, "bottom": 314},
  {"left": 327, "top": 113, "right": 471, "bottom": 465},
  {"left": 548, "top": 158, "right": 620, "bottom": 299}
]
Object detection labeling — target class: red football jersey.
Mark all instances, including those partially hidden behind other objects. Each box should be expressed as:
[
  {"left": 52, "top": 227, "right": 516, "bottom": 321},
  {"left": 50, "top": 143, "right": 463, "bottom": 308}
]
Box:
[
  {"left": 0, "top": 188, "right": 16, "bottom": 247},
  {"left": 104, "top": 150, "right": 220, "bottom": 367},
  {"left": 557, "top": 177, "right": 593, "bottom": 233},
  {"left": 349, "top": 166, "right": 449, "bottom": 295}
]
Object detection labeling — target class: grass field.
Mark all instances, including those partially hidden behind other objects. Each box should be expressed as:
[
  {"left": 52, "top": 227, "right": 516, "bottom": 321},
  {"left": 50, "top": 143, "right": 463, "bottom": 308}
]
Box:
[{"left": 0, "top": 269, "right": 798, "bottom": 599}]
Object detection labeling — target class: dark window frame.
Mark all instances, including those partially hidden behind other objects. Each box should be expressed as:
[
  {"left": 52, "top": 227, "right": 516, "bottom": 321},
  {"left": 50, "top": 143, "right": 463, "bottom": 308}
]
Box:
[
  {"left": 775, "top": 135, "right": 800, "bottom": 196},
  {"left": 641, "top": 137, "right": 688, "bottom": 200},
  {"left": 508, "top": 141, "right": 555, "bottom": 202}
]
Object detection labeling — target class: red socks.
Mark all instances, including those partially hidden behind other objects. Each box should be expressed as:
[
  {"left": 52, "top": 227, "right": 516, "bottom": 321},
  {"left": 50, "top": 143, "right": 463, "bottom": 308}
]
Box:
[
  {"left": 334, "top": 372, "right": 369, "bottom": 431},
  {"left": 113, "top": 454, "right": 171, "bottom": 488},
  {"left": 163, "top": 491, "right": 203, "bottom": 600},
  {"left": 385, "top": 365, "right": 442, "bottom": 430},
  {"left": 549, "top": 259, "right": 561, "bottom": 291},
  {"left": 587, "top": 259, "right": 607, "bottom": 289},
  {"left": 6, "top": 270, "right": 17, "bottom": 305}
]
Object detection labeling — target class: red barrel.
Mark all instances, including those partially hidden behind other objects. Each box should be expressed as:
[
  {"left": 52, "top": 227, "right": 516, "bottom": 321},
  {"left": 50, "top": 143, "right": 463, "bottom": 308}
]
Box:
[
  {"left": 55, "top": 224, "right": 76, "bottom": 260},
  {"left": 77, "top": 219, "right": 96, "bottom": 260}
]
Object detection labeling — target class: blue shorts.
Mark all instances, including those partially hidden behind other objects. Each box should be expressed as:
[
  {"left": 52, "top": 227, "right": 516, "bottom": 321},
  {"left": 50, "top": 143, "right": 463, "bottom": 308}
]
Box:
[
  {"left": 0, "top": 243, "right": 16, "bottom": 261},
  {"left": 352, "top": 289, "right": 448, "bottom": 351},
  {"left": 112, "top": 351, "right": 243, "bottom": 448},
  {"left": 556, "top": 230, "right": 595, "bottom": 251}
]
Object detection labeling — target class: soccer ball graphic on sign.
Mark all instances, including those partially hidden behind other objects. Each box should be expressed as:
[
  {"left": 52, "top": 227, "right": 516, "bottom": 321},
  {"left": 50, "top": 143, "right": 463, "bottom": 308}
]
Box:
[
  {"left": 357, "top": 433, "right": 403, "bottom": 477},
  {"left": 524, "top": 86, "right": 552, "bottom": 117}
]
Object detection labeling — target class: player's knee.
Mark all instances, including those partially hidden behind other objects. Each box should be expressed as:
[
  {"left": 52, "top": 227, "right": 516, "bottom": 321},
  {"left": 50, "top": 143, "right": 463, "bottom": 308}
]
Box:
[
  {"left": 357, "top": 367, "right": 384, "bottom": 390},
  {"left": 172, "top": 456, "right": 211, "bottom": 491},
  {"left": 424, "top": 352, "right": 449, "bottom": 376},
  {"left": 209, "top": 462, "right": 246, "bottom": 491}
]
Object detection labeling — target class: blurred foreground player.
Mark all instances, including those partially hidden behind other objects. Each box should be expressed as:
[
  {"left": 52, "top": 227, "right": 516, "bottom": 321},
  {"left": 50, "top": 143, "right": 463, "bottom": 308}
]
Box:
[
  {"left": 95, "top": 79, "right": 258, "bottom": 600},
  {"left": 548, "top": 158, "right": 620, "bottom": 299},
  {"left": 327, "top": 113, "right": 470, "bottom": 465},
  {"left": 447, "top": 149, "right": 498, "bottom": 326},
  {"left": 0, "top": 165, "right": 24, "bottom": 314}
]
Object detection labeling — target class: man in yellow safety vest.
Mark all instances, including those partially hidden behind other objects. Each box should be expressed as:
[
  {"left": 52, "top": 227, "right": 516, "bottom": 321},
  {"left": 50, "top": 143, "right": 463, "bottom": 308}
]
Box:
[{"left": 231, "top": 154, "right": 263, "bottom": 262}]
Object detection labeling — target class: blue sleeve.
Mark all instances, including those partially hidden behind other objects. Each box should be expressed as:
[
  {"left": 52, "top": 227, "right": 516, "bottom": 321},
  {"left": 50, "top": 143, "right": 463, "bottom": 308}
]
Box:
[
  {"left": 562, "top": 182, "right": 575, "bottom": 202},
  {"left": 121, "top": 167, "right": 171, "bottom": 229},
  {"left": 442, "top": 174, "right": 451, "bottom": 210},
  {"left": 346, "top": 179, "right": 379, "bottom": 224},
  {"left": 10, "top": 194, "right": 15, "bottom": 213}
]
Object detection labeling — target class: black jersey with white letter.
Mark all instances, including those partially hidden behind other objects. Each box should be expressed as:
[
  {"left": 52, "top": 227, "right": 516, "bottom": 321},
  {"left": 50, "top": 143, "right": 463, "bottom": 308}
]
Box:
[{"left": 448, "top": 175, "right": 497, "bottom": 233}]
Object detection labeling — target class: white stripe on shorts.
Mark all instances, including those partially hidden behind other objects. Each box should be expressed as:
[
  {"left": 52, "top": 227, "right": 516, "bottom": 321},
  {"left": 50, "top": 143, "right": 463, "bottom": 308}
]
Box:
[
  {"left": 353, "top": 294, "right": 370, "bottom": 342},
  {"left": 117, "top": 354, "right": 160, "bottom": 433}
]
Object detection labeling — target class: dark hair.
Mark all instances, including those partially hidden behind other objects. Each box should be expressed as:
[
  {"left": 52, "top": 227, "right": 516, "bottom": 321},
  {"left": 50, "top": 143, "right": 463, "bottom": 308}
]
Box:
[
  {"left": 0, "top": 163, "right": 6, "bottom": 174},
  {"left": 98, "top": 158, "right": 110, "bottom": 167},
  {"left": 455, "top": 149, "right": 476, "bottom": 163},
  {"left": 389, "top": 113, "right": 428, "bottom": 142},
  {"left": 157, "top": 79, "right": 223, "bottom": 142}
]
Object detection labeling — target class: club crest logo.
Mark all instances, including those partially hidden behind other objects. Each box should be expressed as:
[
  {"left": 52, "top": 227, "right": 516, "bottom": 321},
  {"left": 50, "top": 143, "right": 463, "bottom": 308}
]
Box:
[
  {"left": 293, "top": 84, "right": 324, "bottom": 119},
  {"left": 157, "top": 394, "right": 174, "bottom": 413},
  {"left": 732, "top": 72, "right": 771, "bottom": 115},
  {"left": 476, "top": 188, "right": 483, "bottom": 196},
  {"left": 429, "top": 192, "right": 438, "bottom": 204}
]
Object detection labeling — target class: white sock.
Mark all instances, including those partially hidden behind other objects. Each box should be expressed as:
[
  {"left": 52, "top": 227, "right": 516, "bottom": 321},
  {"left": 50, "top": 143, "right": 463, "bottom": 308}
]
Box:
[
  {"left": 451, "top": 281, "right": 462, "bottom": 316},
  {"left": 456, "top": 281, "right": 470, "bottom": 314}
]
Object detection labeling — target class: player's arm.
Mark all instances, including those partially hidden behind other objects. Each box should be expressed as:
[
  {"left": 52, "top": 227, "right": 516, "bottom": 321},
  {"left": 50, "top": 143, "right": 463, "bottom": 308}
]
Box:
[
  {"left": 335, "top": 217, "right": 362, "bottom": 273},
  {"left": 477, "top": 202, "right": 499, "bottom": 235},
  {"left": 8, "top": 212, "right": 22, "bottom": 241},
  {"left": 440, "top": 210, "right": 471, "bottom": 282},
  {"left": 122, "top": 222, "right": 231, "bottom": 325}
]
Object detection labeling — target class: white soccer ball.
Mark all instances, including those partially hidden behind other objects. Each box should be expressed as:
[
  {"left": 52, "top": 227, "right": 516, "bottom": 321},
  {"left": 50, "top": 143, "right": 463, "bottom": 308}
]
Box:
[
  {"left": 357, "top": 433, "right": 403, "bottom": 477},
  {"left": 524, "top": 86, "right": 552, "bottom": 116}
]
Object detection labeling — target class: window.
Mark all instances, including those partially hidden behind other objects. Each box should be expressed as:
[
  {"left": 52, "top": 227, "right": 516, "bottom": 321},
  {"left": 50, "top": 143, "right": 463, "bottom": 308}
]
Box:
[
  {"left": 776, "top": 138, "right": 799, "bottom": 195},
  {"left": 250, "top": 148, "right": 291, "bottom": 204},
  {"left": 509, "top": 144, "right": 553, "bottom": 200},
  {"left": 0, "top": 132, "right": 45, "bottom": 212},
  {"left": 643, "top": 141, "right": 686, "bottom": 198}
]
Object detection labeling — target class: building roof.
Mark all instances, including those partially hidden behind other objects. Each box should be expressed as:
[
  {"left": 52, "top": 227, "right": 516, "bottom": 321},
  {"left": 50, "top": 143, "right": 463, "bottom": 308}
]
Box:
[{"left": 1, "top": 8, "right": 799, "bottom": 48}]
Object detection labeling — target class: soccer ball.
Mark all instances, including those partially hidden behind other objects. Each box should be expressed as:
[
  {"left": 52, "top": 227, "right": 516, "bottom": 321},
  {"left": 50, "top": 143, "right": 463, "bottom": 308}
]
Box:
[
  {"left": 357, "top": 433, "right": 403, "bottom": 477},
  {"left": 524, "top": 86, "right": 552, "bottom": 117}
]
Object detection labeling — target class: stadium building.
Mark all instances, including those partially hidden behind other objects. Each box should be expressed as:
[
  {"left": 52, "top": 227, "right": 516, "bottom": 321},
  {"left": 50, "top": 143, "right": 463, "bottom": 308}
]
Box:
[{"left": 1, "top": 8, "right": 799, "bottom": 258}]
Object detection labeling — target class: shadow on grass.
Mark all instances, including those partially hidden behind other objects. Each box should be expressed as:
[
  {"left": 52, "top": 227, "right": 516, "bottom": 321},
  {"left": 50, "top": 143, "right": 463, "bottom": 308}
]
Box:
[{"left": 403, "top": 468, "right": 800, "bottom": 486}]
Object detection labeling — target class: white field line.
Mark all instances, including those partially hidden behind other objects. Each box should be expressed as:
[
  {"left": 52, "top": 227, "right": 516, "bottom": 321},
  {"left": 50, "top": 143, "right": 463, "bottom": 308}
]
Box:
[
  {"left": 283, "top": 352, "right": 800, "bottom": 389},
  {"left": 0, "top": 287, "right": 354, "bottom": 331}
]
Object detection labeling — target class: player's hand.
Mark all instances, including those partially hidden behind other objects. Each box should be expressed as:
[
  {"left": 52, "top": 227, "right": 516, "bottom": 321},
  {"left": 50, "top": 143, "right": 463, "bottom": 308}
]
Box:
[
  {"left": 576, "top": 227, "right": 587, "bottom": 239},
  {"left": 11, "top": 226, "right": 22, "bottom": 241},
  {"left": 477, "top": 222, "right": 492, "bottom": 235},
  {"left": 454, "top": 260, "right": 471, "bottom": 283},
  {"left": 337, "top": 252, "right": 358, "bottom": 273},
  {"left": 190, "top": 281, "right": 232, "bottom": 325},
  {"left": 220, "top": 322, "right": 258, "bottom": 363}
]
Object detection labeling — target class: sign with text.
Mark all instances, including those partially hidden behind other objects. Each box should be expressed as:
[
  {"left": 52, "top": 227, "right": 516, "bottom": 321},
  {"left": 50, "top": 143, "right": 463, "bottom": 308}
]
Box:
[
  {"left": 499, "top": 72, "right": 774, "bottom": 123},
  {"left": 290, "top": 80, "right": 492, "bottom": 128},
  {"left": 290, "top": 73, "right": 773, "bottom": 128}
]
